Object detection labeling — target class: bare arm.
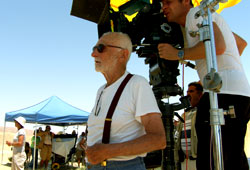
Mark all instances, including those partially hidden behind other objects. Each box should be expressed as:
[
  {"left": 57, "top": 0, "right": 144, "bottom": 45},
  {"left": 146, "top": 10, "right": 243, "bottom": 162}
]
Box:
[
  {"left": 37, "top": 131, "right": 45, "bottom": 137},
  {"left": 158, "top": 22, "right": 226, "bottom": 60},
  {"left": 6, "top": 135, "right": 24, "bottom": 147},
  {"left": 85, "top": 113, "right": 166, "bottom": 165},
  {"left": 79, "top": 138, "right": 86, "bottom": 150},
  {"left": 233, "top": 32, "right": 247, "bottom": 56}
]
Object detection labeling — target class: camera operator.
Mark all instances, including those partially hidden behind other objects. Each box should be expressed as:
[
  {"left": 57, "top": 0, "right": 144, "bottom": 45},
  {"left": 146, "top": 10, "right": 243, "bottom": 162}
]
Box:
[
  {"left": 158, "top": 0, "right": 250, "bottom": 170},
  {"left": 86, "top": 32, "right": 166, "bottom": 170}
]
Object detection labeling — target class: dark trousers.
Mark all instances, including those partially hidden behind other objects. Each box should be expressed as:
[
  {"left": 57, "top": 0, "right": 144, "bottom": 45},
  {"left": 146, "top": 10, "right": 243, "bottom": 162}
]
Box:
[
  {"left": 29, "top": 148, "right": 38, "bottom": 168},
  {"left": 196, "top": 93, "right": 250, "bottom": 170},
  {"left": 86, "top": 157, "right": 146, "bottom": 170}
]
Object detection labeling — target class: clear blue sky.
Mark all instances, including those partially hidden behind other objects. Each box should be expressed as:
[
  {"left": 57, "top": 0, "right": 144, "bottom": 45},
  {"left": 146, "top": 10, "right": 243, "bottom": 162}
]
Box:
[{"left": 0, "top": 0, "right": 249, "bottom": 130}]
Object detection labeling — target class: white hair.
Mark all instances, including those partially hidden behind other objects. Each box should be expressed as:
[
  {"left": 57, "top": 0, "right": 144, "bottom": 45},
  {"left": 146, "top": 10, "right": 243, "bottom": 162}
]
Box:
[{"left": 102, "top": 32, "right": 133, "bottom": 58}]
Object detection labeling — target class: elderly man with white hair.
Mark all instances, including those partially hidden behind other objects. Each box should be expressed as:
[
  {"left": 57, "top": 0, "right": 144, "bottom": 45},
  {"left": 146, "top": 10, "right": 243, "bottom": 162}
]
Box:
[{"left": 85, "top": 32, "right": 166, "bottom": 170}]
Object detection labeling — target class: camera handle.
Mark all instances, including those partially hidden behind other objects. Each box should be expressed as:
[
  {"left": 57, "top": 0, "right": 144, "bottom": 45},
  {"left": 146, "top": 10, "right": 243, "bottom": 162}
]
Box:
[{"left": 190, "top": 0, "right": 228, "bottom": 169}]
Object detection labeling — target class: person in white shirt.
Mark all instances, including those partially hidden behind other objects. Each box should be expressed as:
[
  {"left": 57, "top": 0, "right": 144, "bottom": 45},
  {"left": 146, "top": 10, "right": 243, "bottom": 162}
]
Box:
[
  {"left": 38, "top": 125, "right": 54, "bottom": 169},
  {"left": 6, "top": 116, "right": 26, "bottom": 170},
  {"left": 158, "top": 0, "right": 250, "bottom": 169},
  {"left": 86, "top": 32, "right": 166, "bottom": 170},
  {"left": 75, "top": 132, "right": 86, "bottom": 167}
]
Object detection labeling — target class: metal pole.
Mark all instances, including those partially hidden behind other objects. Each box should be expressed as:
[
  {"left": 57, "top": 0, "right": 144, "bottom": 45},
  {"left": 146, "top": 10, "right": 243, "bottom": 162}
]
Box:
[
  {"left": 207, "top": 9, "right": 224, "bottom": 170},
  {"left": 33, "top": 123, "right": 38, "bottom": 170},
  {"left": 197, "top": 2, "right": 226, "bottom": 169},
  {"left": 1, "top": 121, "right": 6, "bottom": 164}
]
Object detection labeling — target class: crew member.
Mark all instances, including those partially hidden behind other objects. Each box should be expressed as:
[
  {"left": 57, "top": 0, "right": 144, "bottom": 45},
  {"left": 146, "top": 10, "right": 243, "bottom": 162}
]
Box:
[
  {"left": 175, "top": 82, "right": 203, "bottom": 170},
  {"left": 158, "top": 0, "right": 250, "bottom": 169}
]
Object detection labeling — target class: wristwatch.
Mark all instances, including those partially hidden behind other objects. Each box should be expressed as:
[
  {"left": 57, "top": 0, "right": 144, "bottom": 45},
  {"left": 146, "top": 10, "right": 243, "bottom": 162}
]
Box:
[{"left": 178, "top": 49, "right": 184, "bottom": 60}]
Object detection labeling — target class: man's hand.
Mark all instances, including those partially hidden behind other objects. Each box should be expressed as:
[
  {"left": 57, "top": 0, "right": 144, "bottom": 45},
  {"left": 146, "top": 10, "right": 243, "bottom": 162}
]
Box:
[
  {"left": 85, "top": 113, "right": 165, "bottom": 165},
  {"left": 6, "top": 141, "right": 12, "bottom": 146},
  {"left": 158, "top": 43, "right": 179, "bottom": 60},
  {"left": 85, "top": 143, "right": 109, "bottom": 165}
]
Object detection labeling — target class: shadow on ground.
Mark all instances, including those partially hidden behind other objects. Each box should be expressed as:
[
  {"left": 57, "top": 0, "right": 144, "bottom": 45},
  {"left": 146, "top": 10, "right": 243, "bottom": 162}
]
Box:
[{"left": 1, "top": 163, "right": 11, "bottom": 167}]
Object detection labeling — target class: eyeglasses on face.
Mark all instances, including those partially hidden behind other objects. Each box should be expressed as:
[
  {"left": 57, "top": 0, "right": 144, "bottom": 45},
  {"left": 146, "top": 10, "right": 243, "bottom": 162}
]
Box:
[
  {"left": 94, "top": 90, "right": 103, "bottom": 116},
  {"left": 92, "top": 43, "right": 125, "bottom": 53},
  {"left": 187, "top": 90, "right": 197, "bottom": 94}
]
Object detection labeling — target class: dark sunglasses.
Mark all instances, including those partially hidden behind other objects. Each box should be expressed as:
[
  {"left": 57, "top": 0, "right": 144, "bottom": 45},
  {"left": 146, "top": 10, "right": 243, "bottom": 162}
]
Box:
[{"left": 92, "top": 43, "right": 125, "bottom": 53}]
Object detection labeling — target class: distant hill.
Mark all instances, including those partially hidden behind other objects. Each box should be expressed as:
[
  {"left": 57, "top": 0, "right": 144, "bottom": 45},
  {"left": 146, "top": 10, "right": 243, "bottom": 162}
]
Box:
[{"left": 0, "top": 126, "right": 33, "bottom": 135}]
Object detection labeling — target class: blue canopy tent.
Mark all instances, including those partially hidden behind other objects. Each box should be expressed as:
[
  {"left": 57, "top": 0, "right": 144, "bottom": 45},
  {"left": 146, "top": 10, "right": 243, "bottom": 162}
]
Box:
[
  {"left": 2, "top": 96, "right": 89, "bottom": 166},
  {"left": 4, "top": 96, "right": 89, "bottom": 126}
]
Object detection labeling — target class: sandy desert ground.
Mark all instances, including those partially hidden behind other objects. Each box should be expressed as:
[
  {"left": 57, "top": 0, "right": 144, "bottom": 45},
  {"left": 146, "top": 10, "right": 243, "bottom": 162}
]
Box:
[
  {"left": 1, "top": 123, "right": 250, "bottom": 170},
  {"left": 0, "top": 126, "right": 86, "bottom": 170}
]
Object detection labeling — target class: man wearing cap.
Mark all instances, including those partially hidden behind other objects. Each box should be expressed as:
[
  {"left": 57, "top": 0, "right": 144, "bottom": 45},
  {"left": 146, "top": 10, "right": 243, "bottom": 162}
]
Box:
[{"left": 6, "top": 116, "right": 27, "bottom": 170}]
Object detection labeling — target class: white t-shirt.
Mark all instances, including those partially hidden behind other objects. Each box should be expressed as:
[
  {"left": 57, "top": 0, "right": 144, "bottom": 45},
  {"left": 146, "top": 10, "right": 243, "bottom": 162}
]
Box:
[
  {"left": 87, "top": 71, "right": 161, "bottom": 161},
  {"left": 76, "top": 136, "right": 86, "bottom": 150},
  {"left": 13, "top": 128, "right": 26, "bottom": 154},
  {"left": 185, "top": 7, "right": 250, "bottom": 97},
  {"left": 44, "top": 132, "right": 52, "bottom": 145}
]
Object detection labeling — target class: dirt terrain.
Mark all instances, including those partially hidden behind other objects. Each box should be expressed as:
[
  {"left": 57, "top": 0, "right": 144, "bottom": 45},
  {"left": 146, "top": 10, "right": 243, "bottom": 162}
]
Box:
[
  {"left": 0, "top": 127, "right": 85, "bottom": 170},
  {"left": 1, "top": 124, "right": 250, "bottom": 170}
]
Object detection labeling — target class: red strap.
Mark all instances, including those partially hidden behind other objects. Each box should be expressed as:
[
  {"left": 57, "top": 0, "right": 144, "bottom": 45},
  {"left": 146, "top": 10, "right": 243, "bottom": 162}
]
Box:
[{"left": 102, "top": 73, "right": 133, "bottom": 144}]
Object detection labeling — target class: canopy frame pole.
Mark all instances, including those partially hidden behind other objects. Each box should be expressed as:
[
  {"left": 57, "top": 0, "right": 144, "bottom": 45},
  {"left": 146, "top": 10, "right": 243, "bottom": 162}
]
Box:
[
  {"left": 1, "top": 121, "right": 6, "bottom": 164},
  {"left": 32, "top": 122, "right": 38, "bottom": 170}
]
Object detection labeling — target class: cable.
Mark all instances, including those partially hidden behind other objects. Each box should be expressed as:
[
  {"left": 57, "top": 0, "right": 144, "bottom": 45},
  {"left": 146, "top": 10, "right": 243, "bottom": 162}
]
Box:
[
  {"left": 183, "top": 111, "right": 189, "bottom": 170},
  {"left": 182, "top": 62, "right": 189, "bottom": 170}
]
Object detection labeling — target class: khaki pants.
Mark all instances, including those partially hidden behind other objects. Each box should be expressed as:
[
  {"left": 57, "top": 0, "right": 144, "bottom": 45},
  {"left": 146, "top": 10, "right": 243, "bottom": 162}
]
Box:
[
  {"left": 12, "top": 152, "right": 26, "bottom": 170},
  {"left": 181, "top": 159, "right": 196, "bottom": 170},
  {"left": 40, "top": 144, "right": 52, "bottom": 161}
]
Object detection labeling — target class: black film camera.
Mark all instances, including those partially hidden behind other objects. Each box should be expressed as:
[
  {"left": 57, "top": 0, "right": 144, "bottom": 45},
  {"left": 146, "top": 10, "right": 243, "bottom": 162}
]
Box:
[{"left": 109, "top": 0, "right": 184, "bottom": 98}]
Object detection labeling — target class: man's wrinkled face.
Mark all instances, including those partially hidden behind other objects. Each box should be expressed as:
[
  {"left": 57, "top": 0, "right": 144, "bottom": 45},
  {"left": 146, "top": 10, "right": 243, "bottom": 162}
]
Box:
[
  {"left": 91, "top": 35, "right": 124, "bottom": 74},
  {"left": 187, "top": 85, "right": 202, "bottom": 107}
]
